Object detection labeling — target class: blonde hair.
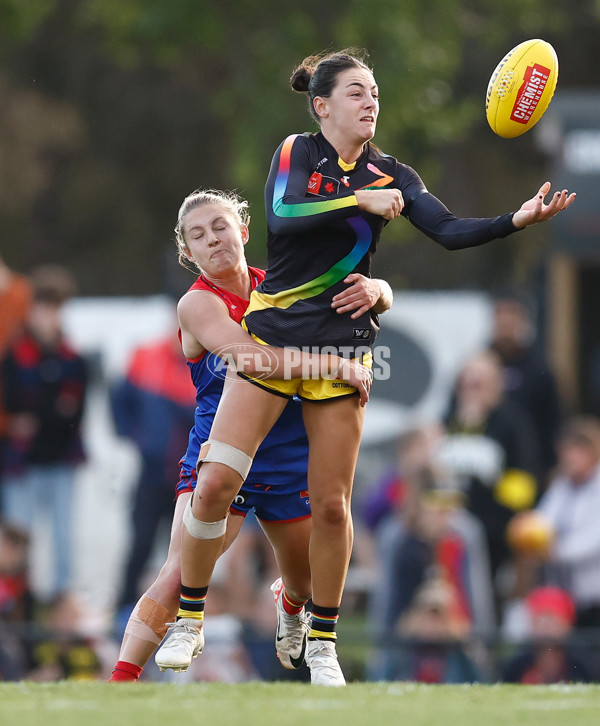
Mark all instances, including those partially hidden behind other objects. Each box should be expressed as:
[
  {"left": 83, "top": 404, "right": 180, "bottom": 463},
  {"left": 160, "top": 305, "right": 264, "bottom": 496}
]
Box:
[{"left": 174, "top": 189, "right": 250, "bottom": 270}]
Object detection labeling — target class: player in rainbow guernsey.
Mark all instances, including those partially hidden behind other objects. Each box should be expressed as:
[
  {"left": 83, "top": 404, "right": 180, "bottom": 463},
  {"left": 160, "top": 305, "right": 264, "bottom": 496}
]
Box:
[
  {"left": 245, "top": 54, "right": 572, "bottom": 354},
  {"left": 110, "top": 189, "right": 384, "bottom": 684},
  {"left": 157, "top": 50, "right": 575, "bottom": 689}
]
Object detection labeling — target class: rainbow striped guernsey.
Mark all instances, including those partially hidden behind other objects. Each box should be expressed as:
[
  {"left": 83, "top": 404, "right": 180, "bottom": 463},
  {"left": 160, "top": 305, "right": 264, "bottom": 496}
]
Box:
[
  {"left": 248, "top": 215, "right": 372, "bottom": 313},
  {"left": 272, "top": 134, "right": 358, "bottom": 219},
  {"left": 245, "top": 130, "right": 412, "bottom": 354},
  {"left": 243, "top": 130, "right": 519, "bottom": 354}
]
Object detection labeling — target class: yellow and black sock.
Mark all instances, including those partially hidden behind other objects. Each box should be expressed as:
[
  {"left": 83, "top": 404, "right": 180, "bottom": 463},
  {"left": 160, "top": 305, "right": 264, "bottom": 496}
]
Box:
[
  {"left": 177, "top": 584, "right": 208, "bottom": 622},
  {"left": 309, "top": 604, "right": 339, "bottom": 641}
]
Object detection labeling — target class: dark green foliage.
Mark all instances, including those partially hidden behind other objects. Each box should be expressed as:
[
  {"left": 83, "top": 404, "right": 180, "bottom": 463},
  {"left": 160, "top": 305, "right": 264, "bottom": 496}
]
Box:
[{"left": 0, "top": 0, "right": 594, "bottom": 293}]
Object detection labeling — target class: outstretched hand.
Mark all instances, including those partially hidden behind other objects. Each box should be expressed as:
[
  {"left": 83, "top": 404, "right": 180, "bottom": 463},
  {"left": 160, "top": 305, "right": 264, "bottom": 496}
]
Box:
[{"left": 512, "top": 181, "right": 576, "bottom": 229}]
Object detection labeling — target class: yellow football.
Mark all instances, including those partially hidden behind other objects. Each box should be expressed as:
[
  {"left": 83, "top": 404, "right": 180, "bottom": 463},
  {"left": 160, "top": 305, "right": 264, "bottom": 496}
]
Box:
[
  {"left": 486, "top": 39, "right": 559, "bottom": 138},
  {"left": 506, "top": 510, "right": 554, "bottom": 555}
]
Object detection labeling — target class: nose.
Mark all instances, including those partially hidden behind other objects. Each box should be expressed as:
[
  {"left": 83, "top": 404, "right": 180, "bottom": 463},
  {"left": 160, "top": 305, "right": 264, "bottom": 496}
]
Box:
[
  {"left": 207, "top": 232, "right": 220, "bottom": 246},
  {"left": 364, "top": 95, "right": 376, "bottom": 112}
]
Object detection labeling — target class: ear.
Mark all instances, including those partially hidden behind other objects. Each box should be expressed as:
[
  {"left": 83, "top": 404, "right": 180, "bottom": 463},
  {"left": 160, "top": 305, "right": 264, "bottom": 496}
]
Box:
[
  {"left": 313, "top": 96, "right": 329, "bottom": 119},
  {"left": 183, "top": 245, "right": 196, "bottom": 262},
  {"left": 240, "top": 224, "right": 250, "bottom": 246}
]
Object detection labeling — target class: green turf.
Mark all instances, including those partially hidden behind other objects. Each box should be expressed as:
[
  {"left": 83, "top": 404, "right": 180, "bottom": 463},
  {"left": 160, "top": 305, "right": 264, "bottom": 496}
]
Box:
[{"left": 2, "top": 681, "right": 600, "bottom": 726}]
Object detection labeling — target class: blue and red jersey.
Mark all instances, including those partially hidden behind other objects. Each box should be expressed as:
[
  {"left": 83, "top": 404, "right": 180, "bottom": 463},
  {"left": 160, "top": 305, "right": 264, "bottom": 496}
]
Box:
[{"left": 177, "top": 267, "right": 309, "bottom": 497}]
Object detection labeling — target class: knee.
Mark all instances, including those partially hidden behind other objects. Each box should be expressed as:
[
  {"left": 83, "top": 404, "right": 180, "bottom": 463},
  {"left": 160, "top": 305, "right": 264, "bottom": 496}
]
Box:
[
  {"left": 193, "top": 465, "right": 240, "bottom": 515},
  {"left": 312, "top": 494, "right": 351, "bottom": 528}
]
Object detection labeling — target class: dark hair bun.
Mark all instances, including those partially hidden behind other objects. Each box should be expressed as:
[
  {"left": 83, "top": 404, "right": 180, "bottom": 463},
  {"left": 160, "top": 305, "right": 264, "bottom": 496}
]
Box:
[{"left": 290, "top": 66, "right": 312, "bottom": 93}]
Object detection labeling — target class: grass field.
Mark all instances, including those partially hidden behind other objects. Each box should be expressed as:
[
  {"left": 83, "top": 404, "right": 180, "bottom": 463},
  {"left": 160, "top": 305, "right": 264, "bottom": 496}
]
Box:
[{"left": 2, "top": 681, "right": 600, "bottom": 726}]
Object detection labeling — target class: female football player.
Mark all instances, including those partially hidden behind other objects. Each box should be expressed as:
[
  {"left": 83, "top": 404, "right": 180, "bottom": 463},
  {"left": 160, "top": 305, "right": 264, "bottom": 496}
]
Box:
[
  {"left": 157, "top": 50, "right": 575, "bottom": 686},
  {"left": 110, "top": 188, "right": 388, "bottom": 682}
]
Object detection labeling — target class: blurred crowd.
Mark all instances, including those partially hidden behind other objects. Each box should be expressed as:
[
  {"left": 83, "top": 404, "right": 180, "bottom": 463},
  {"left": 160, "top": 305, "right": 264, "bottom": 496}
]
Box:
[
  {"left": 2, "top": 254, "right": 600, "bottom": 684},
  {"left": 359, "top": 294, "right": 600, "bottom": 684}
]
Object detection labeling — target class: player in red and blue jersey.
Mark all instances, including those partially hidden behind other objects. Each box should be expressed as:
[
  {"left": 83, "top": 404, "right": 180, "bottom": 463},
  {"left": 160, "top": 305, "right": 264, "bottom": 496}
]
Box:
[
  {"left": 158, "top": 50, "right": 575, "bottom": 686},
  {"left": 176, "top": 269, "right": 311, "bottom": 521},
  {"left": 110, "top": 189, "right": 388, "bottom": 682}
]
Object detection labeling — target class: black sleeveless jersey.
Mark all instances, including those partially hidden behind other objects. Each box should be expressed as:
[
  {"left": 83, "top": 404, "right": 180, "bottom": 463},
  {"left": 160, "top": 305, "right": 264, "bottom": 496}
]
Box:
[{"left": 244, "top": 131, "right": 518, "bottom": 354}]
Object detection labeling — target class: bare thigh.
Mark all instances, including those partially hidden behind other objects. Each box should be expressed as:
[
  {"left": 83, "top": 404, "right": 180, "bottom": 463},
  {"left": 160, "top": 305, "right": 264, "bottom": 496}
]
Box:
[
  {"left": 208, "top": 371, "right": 288, "bottom": 456},
  {"left": 300, "top": 396, "right": 365, "bottom": 606},
  {"left": 191, "top": 374, "right": 289, "bottom": 518},
  {"left": 301, "top": 396, "right": 365, "bottom": 507}
]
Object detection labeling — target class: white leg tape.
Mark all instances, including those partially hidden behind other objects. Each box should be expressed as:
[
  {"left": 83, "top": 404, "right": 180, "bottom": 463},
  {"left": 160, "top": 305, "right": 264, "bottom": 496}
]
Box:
[
  {"left": 197, "top": 439, "right": 253, "bottom": 481},
  {"left": 183, "top": 498, "right": 227, "bottom": 540}
]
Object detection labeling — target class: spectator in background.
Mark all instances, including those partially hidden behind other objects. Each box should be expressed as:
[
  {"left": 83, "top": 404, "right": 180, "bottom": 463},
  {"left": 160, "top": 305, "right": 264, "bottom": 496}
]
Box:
[
  {"left": 110, "top": 323, "right": 196, "bottom": 627},
  {"left": 536, "top": 416, "right": 600, "bottom": 630},
  {"left": 501, "top": 586, "right": 591, "bottom": 684},
  {"left": 361, "top": 427, "right": 438, "bottom": 535},
  {"left": 0, "top": 257, "right": 31, "bottom": 358},
  {"left": 0, "top": 519, "right": 32, "bottom": 680},
  {"left": 358, "top": 427, "right": 441, "bottom": 630},
  {"left": 27, "top": 593, "right": 103, "bottom": 681},
  {"left": 363, "top": 427, "right": 440, "bottom": 645},
  {"left": 435, "top": 350, "right": 541, "bottom": 597},
  {"left": 489, "top": 293, "right": 562, "bottom": 484},
  {"left": 385, "top": 577, "right": 486, "bottom": 684},
  {"left": 0, "top": 257, "right": 32, "bottom": 480},
  {"left": 0, "top": 265, "right": 88, "bottom": 603},
  {"left": 366, "top": 454, "right": 495, "bottom": 681},
  {"left": 0, "top": 520, "right": 32, "bottom": 623}
]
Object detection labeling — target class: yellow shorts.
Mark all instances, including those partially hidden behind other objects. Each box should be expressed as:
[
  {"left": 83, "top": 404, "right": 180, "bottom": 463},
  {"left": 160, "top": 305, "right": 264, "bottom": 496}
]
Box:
[{"left": 238, "top": 328, "right": 373, "bottom": 403}]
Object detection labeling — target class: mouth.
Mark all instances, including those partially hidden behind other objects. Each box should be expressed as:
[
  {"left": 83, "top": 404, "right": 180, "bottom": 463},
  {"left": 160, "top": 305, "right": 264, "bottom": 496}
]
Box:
[
  {"left": 360, "top": 115, "right": 375, "bottom": 123},
  {"left": 210, "top": 249, "right": 226, "bottom": 259}
]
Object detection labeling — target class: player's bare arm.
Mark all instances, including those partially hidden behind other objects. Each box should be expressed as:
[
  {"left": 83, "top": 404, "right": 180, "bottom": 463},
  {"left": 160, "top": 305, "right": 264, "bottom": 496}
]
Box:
[{"left": 178, "top": 290, "right": 371, "bottom": 404}]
